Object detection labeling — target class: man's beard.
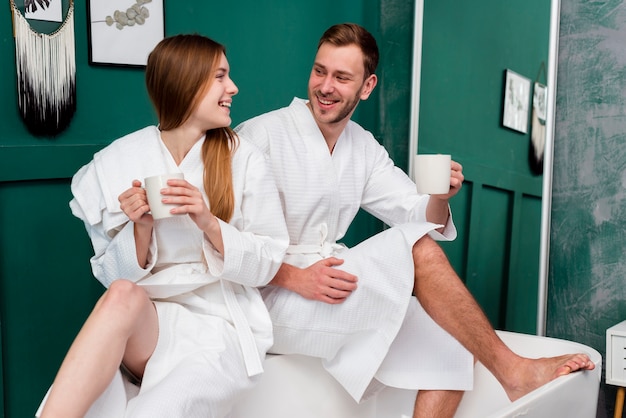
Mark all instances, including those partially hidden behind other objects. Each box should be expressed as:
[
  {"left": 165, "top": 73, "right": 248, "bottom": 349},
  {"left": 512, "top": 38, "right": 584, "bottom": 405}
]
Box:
[{"left": 311, "top": 90, "right": 361, "bottom": 124}]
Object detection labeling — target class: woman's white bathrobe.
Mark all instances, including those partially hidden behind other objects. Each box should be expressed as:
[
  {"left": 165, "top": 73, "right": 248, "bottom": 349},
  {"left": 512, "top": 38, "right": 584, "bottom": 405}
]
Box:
[
  {"left": 49, "top": 126, "right": 288, "bottom": 418},
  {"left": 236, "top": 98, "right": 474, "bottom": 402}
]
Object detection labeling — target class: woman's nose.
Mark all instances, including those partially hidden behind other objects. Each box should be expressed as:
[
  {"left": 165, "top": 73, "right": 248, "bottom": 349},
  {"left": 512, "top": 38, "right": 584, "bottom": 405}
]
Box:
[{"left": 229, "top": 78, "right": 239, "bottom": 96}]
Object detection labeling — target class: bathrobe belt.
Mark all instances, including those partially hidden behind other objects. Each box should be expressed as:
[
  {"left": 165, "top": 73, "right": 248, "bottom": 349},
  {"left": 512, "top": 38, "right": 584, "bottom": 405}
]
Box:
[
  {"left": 140, "top": 267, "right": 264, "bottom": 378},
  {"left": 220, "top": 280, "right": 264, "bottom": 377},
  {"left": 287, "top": 224, "right": 347, "bottom": 258},
  {"left": 287, "top": 242, "right": 346, "bottom": 258}
]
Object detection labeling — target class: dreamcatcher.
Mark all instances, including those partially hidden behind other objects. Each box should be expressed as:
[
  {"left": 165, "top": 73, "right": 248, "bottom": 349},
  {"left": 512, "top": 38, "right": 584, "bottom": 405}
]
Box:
[{"left": 10, "top": 0, "right": 76, "bottom": 137}]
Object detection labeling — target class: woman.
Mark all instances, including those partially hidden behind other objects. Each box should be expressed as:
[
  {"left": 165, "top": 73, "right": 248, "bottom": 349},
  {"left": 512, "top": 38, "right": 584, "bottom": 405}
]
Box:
[{"left": 38, "top": 34, "right": 288, "bottom": 418}]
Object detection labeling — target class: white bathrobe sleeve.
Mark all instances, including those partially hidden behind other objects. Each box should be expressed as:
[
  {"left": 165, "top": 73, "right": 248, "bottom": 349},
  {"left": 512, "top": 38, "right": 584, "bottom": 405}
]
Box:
[
  {"left": 72, "top": 136, "right": 288, "bottom": 293},
  {"left": 357, "top": 130, "right": 457, "bottom": 241},
  {"left": 70, "top": 160, "right": 154, "bottom": 289}
]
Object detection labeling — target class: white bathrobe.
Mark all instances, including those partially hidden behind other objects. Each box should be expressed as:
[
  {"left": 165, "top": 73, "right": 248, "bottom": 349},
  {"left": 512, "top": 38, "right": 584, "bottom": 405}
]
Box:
[
  {"left": 38, "top": 126, "right": 289, "bottom": 418},
  {"left": 236, "top": 98, "right": 474, "bottom": 402}
]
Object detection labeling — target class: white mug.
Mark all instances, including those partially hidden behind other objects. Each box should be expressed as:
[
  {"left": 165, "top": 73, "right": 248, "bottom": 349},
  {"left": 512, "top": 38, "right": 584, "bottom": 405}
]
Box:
[
  {"left": 144, "top": 172, "right": 185, "bottom": 220},
  {"left": 413, "top": 154, "right": 451, "bottom": 195}
]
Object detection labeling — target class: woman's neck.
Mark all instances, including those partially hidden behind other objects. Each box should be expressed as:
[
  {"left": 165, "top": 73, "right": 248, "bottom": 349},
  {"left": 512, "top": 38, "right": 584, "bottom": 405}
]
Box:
[{"left": 159, "top": 126, "right": 204, "bottom": 165}]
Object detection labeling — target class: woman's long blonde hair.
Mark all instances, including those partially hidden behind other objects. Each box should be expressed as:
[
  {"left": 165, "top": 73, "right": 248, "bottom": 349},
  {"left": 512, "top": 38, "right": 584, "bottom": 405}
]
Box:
[{"left": 145, "top": 34, "right": 237, "bottom": 222}]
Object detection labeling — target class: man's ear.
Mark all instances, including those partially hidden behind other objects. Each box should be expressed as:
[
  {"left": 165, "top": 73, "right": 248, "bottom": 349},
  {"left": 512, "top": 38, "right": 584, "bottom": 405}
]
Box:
[{"left": 360, "top": 74, "right": 378, "bottom": 100}]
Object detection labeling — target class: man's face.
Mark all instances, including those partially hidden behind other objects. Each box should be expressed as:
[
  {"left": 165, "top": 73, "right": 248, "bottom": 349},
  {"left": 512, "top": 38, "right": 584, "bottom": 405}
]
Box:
[{"left": 307, "top": 43, "right": 376, "bottom": 128}]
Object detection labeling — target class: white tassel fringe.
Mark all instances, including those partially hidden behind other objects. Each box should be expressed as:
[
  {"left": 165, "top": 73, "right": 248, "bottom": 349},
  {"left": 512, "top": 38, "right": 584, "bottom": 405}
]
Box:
[{"left": 12, "top": 0, "right": 76, "bottom": 136}]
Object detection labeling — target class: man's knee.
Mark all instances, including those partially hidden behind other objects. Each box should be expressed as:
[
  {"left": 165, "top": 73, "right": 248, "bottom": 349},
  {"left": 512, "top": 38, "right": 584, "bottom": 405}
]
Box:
[{"left": 412, "top": 235, "right": 449, "bottom": 267}]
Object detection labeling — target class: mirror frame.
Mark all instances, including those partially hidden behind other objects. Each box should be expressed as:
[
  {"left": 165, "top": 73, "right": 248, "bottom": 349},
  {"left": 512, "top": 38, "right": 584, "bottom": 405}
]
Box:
[{"left": 536, "top": 0, "right": 561, "bottom": 336}]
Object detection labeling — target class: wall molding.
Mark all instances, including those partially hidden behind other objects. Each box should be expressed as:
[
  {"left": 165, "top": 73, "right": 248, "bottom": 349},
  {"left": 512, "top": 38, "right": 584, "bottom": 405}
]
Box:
[{"left": 0, "top": 145, "right": 104, "bottom": 182}]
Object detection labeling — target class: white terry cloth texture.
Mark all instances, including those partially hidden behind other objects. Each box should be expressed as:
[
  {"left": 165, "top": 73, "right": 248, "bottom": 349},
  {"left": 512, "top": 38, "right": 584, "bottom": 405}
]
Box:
[
  {"left": 263, "top": 223, "right": 474, "bottom": 402},
  {"left": 236, "top": 98, "right": 474, "bottom": 403},
  {"left": 36, "top": 126, "right": 288, "bottom": 417}
]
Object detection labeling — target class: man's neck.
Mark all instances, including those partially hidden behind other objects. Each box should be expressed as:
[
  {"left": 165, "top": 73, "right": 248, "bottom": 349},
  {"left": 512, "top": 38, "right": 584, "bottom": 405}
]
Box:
[
  {"left": 319, "top": 125, "right": 345, "bottom": 154},
  {"left": 306, "top": 102, "right": 350, "bottom": 154}
]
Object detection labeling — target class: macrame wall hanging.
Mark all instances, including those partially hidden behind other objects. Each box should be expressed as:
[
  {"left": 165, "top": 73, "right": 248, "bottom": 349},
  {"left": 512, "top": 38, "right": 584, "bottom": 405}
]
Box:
[
  {"left": 529, "top": 62, "right": 547, "bottom": 175},
  {"left": 11, "top": 0, "right": 76, "bottom": 137}
]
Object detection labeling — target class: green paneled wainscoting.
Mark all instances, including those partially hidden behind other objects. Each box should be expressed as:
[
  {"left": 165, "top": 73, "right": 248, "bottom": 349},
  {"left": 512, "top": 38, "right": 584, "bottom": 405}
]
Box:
[
  {"left": 442, "top": 160, "right": 543, "bottom": 334},
  {"left": 0, "top": 146, "right": 105, "bottom": 418}
]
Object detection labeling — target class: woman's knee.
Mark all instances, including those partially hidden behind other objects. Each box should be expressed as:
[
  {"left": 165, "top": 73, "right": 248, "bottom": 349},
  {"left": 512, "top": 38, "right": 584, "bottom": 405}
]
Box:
[{"left": 98, "top": 279, "right": 150, "bottom": 319}]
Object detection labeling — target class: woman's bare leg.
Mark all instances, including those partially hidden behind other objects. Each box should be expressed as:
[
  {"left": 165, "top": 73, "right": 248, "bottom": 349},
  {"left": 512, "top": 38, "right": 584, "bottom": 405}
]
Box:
[{"left": 40, "top": 280, "right": 159, "bottom": 418}]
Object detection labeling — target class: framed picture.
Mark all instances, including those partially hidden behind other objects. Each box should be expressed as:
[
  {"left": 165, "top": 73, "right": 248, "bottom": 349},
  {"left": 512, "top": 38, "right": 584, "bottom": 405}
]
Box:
[
  {"left": 25, "top": 0, "right": 63, "bottom": 22},
  {"left": 502, "top": 69, "right": 531, "bottom": 134},
  {"left": 87, "top": 0, "right": 165, "bottom": 67}
]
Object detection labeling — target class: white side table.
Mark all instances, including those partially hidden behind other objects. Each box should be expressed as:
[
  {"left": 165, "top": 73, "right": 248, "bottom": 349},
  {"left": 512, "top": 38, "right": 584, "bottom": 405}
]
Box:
[{"left": 606, "top": 320, "right": 626, "bottom": 418}]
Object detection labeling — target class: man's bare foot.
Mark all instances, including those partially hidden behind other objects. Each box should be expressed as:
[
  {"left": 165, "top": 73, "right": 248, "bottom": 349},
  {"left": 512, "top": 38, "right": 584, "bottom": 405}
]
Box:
[{"left": 502, "top": 353, "right": 594, "bottom": 402}]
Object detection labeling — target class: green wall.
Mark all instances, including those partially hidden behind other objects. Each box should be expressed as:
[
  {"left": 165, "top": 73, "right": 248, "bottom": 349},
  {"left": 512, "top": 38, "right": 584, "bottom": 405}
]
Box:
[
  {"left": 418, "top": 0, "right": 550, "bottom": 333},
  {"left": 0, "top": 1, "right": 409, "bottom": 417},
  {"left": 550, "top": 1, "right": 626, "bottom": 415},
  {"left": 1, "top": 0, "right": 378, "bottom": 147}
]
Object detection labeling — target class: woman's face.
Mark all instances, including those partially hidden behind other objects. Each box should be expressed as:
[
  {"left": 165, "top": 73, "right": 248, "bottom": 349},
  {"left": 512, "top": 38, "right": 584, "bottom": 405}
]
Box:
[{"left": 190, "top": 53, "right": 238, "bottom": 131}]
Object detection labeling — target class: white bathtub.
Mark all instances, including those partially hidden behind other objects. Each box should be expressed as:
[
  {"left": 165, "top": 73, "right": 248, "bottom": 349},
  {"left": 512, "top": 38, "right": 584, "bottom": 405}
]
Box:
[
  {"left": 37, "top": 331, "right": 601, "bottom": 417},
  {"left": 231, "top": 331, "right": 602, "bottom": 418}
]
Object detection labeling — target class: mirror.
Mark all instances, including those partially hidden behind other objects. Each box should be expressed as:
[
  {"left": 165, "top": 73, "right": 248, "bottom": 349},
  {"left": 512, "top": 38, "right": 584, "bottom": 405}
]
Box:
[{"left": 408, "top": 0, "right": 560, "bottom": 335}]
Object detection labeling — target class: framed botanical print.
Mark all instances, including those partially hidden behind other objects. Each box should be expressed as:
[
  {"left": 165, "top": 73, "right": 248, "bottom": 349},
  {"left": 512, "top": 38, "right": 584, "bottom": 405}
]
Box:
[{"left": 87, "top": 0, "right": 165, "bottom": 67}]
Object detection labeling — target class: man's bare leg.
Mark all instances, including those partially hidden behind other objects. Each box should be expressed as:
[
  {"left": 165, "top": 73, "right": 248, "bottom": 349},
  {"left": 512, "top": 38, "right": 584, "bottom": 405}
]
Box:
[
  {"left": 411, "top": 235, "right": 594, "bottom": 402},
  {"left": 413, "top": 390, "right": 464, "bottom": 418},
  {"left": 40, "top": 280, "right": 159, "bottom": 418}
]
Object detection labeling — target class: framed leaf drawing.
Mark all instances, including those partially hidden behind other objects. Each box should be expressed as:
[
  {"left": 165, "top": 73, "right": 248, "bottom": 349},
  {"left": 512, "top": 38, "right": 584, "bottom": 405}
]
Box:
[{"left": 87, "top": 0, "right": 165, "bottom": 67}]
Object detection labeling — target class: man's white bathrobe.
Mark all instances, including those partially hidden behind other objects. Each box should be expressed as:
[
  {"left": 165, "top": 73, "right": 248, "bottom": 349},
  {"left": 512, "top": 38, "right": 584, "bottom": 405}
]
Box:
[
  {"left": 39, "top": 126, "right": 288, "bottom": 418},
  {"left": 236, "top": 98, "right": 474, "bottom": 402}
]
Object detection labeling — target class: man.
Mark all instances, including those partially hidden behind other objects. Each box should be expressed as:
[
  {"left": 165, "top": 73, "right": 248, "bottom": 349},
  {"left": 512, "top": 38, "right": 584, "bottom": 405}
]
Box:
[{"left": 236, "top": 23, "right": 594, "bottom": 417}]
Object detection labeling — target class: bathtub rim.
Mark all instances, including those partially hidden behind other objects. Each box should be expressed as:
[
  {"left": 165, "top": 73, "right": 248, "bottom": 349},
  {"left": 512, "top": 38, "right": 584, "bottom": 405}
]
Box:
[{"left": 475, "top": 330, "right": 603, "bottom": 417}]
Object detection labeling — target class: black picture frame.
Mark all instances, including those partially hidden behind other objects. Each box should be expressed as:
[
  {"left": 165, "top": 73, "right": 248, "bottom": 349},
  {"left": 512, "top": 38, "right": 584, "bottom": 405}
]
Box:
[
  {"left": 502, "top": 69, "right": 531, "bottom": 134},
  {"left": 87, "top": 0, "right": 165, "bottom": 68}
]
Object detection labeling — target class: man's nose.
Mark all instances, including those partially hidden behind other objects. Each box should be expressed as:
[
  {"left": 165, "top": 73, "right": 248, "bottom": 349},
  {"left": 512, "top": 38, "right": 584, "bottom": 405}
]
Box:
[{"left": 319, "top": 76, "right": 334, "bottom": 94}]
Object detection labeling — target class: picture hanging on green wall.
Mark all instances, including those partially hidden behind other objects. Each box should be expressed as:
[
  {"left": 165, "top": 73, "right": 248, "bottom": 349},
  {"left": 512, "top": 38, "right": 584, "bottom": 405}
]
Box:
[
  {"left": 502, "top": 69, "right": 531, "bottom": 134},
  {"left": 11, "top": 0, "right": 76, "bottom": 137},
  {"left": 25, "top": 0, "right": 62, "bottom": 21},
  {"left": 87, "top": 0, "right": 165, "bottom": 67}
]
